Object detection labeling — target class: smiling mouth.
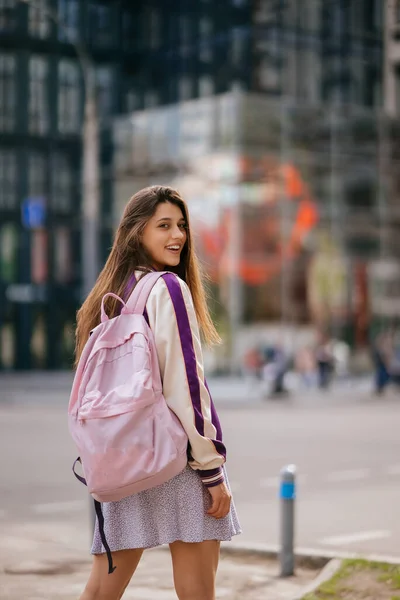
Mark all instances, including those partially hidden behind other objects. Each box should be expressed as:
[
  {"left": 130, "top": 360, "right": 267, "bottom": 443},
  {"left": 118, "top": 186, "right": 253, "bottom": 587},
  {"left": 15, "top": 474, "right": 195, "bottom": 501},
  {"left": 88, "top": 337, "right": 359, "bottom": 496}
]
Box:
[{"left": 166, "top": 246, "right": 181, "bottom": 251}]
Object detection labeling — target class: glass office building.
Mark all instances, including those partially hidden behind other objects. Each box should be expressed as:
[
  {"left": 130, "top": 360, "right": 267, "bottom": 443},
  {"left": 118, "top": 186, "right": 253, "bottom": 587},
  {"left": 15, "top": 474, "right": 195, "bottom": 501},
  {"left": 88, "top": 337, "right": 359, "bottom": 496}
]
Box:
[{"left": 0, "top": 0, "right": 140, "bottom": 369}]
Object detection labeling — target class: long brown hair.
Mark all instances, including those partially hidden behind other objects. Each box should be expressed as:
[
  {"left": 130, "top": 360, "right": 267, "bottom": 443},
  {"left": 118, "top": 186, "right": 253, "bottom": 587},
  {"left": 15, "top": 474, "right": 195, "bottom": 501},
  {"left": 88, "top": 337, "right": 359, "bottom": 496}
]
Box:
[{"left": 75, "top": 185, "right": 220, "bottom": 366}]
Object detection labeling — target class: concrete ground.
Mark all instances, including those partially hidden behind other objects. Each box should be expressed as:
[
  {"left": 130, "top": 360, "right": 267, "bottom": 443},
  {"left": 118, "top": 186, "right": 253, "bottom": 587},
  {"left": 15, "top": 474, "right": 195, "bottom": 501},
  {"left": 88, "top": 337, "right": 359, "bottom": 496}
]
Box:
[
  {"left": 0, "top": 521, "right": 319, "bottom": 599},
  {"left": 1, "top": 371, "right": 399, "bottom": 599}
]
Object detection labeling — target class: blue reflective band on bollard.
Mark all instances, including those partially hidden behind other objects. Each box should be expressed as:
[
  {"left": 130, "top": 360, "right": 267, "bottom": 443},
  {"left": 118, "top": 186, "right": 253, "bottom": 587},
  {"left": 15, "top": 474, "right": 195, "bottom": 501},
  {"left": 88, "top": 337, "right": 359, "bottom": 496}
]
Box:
[{"left": 280, "top": 481, "right": 296, "bottom": 500}]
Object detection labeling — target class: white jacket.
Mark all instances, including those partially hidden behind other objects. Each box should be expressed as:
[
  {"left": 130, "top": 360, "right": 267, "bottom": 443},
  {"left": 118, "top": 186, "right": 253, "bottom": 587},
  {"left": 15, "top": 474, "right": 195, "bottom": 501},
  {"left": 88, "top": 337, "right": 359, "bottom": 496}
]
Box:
[{"left": 134, "top": 271, "right": 226, "bottom": 487}]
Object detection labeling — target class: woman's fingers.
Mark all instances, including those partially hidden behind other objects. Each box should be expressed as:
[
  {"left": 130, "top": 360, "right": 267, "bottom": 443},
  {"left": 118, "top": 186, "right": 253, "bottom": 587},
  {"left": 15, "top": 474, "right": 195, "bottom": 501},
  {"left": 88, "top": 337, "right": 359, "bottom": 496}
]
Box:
[
  {"left": 207, "top": 496, "right": 221, "bottom": 517},
  {"left": 206, "top": 482, "right": 232, "bottom": 519}
]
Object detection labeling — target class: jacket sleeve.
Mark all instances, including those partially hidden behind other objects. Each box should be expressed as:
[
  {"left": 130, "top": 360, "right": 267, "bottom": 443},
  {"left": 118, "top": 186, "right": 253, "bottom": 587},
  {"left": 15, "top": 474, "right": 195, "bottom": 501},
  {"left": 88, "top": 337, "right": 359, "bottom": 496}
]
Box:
[{"left": 145, "top": 273, "right": 226, "bottom": 487}]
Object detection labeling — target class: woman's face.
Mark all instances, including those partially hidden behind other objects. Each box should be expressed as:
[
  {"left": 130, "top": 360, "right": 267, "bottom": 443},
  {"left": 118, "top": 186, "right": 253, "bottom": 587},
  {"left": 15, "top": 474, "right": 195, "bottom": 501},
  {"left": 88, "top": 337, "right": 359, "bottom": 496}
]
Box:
[{"left": 141, "top": 202, "right": 188, "bottom": 271}]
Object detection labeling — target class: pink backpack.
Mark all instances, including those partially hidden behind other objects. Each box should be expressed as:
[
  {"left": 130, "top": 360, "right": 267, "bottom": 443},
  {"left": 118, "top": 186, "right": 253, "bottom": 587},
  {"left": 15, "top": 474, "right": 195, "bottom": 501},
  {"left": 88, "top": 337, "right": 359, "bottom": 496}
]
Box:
[{"left": 68, "top": 272, "right": 188, "bottom": 573}]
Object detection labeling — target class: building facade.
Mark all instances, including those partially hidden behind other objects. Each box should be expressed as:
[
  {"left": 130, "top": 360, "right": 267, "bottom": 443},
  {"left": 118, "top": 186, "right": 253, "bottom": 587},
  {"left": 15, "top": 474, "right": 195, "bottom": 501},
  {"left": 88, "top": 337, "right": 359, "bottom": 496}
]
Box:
[
  {"left": 384, "top": 0, "right": 400, "bottom": 117},
  {"left": 0, "top": 0, "right": 387, "bottom": 369},
  {"left": 124, "top": 0, "right": 383, "bottom": 110},
  {"left": 112, "top": 0, "right": 392, "bottom": 369},
  {"left": 0, "top": 0, "right": 142, "bottom": 369}
]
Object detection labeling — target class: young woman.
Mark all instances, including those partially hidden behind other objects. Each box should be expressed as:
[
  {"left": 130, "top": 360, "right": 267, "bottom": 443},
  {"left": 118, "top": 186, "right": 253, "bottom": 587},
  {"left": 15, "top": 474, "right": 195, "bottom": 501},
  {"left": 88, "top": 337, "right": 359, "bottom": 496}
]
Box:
[{"left": 75, "top": 185, "right": 241, "bottom": 600}]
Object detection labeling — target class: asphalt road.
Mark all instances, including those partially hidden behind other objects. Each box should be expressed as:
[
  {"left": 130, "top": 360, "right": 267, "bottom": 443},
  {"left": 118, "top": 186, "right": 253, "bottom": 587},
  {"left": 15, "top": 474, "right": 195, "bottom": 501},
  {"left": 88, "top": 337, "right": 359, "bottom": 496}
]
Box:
[{"left": 1, "top": 374, "right": 399, "bottom": 558}]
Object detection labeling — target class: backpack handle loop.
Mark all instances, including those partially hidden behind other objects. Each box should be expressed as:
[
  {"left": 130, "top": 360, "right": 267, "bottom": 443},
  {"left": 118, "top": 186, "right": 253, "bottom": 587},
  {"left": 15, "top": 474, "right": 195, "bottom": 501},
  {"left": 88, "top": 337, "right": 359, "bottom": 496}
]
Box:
[
  {"left": 124, "top": 272, "right": 167, "bottom": 315},
  {"left": 101, "top": 293, "right": 126, "bottom": 323}
]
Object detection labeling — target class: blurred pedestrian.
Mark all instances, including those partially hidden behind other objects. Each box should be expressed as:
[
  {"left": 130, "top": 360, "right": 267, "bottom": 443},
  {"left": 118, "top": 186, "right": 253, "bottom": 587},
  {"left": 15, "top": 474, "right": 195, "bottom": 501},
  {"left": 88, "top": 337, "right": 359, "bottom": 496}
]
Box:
[
  {"left": 73, "top": 186, "right": 241, "bottom": 600},
  {"left": 315, "top": 333, "right": 334, "bottom": 390},
  {"left": 372, "top": 331, "right": 393, "bottom": 395},
  {"left": 260, "top": 343, "right": 289, "bottom": 398}
]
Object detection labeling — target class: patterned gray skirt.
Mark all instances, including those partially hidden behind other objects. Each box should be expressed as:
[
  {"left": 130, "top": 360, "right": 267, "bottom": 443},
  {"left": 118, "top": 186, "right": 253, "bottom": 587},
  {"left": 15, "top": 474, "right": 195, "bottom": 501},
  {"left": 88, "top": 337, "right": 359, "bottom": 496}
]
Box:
[{"left": 91, "top": 464, "right": 241, "bottom": 553}]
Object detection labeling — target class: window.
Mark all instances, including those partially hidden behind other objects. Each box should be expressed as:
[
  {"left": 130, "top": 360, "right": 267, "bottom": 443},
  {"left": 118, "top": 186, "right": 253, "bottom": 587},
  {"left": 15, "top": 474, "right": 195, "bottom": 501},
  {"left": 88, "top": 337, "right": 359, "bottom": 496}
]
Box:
[
  {"left": 322, "top": 53, "right": 354, "bottom": 105},
  {"left": 331, "top": 4, "right": 344, "bottom": 38},
  {"left": 0, "top": 0, "right": 17, "bottom": 31},
  {"left": 51, "top": 153, "right": 72, "bottom": 213},
  {"left": 372, "top": 76, "right": 382, "bottom": 107},
  {"left": 256, "top": 57, "right": 280, "bottom": 92},
  {"left": 54, "top": 227, "right": 72, "bottom": 283},
  {"left": 232, "top": 27, "right": 248, "bottom": 69},
  {"left": 180, "top": 15, "right": 191, "bottom": 57},
  {"left": 28, "top": 152, "right": 47, "bottom": 199},
  {"left": 254, "top": 27, "right": 283, "bottom": 93},
  {"left": 144, "top": 89, "right": 159, "bottom": 108},
  {"left": 29, "top": 0, "right": 50, "bottom": 38},
  {"left": 125, "top": 88, "right": 142, "bottom": 112},
  {"left": 122, "top": 12, "right": 136, "bottom": 51},
  {"left": 253, "top": 0, "right": 281, "bottom": 24},
  {"left": 199, "top": 75, "right": 214, "bottom": 97},
  {"left": 373, "top": 0, "right": 383, "bottom": 30},
  {"left": 58, "top": 0, "right": 79, "bottom": 42},
  {"left": 0, "top": 54, "right": 16, "bottom": 131},
  {"left": 230, "top": 80, "right": 244, "bottom": 92},
  {"left": 0, "top": 149, "right": 16, "bottom": 209},
  {"left": 149, "top": 8, "right": 161, "bottom": 50},
  {"left": 297, "top": 49, "right": 321, "bottom": 104},
  {"left": 179, "top": 76, "right": 192, "bottom": 101},
  {"left": 0, "top": 223, "right": 17, "bottom": 282},
  {"left": 88, "top": 1, "right": 113, "bottom": 47},
  {"left": 298, "top": 0, "right": 321, "bottom": 32},
  {"left": 95, "top": 66, "right": 114, "bottom": 120},
  {"left": 31, "top": 230, "right": 48, "bottom": 284},
  {"left": 58, "top": 60, "right": 81, "bottom": 134},
  {"left": 199, "top": 17, "right": 213, "bottom": 63},
  {"left": 29, "top": 56, "right": 49, "bottom": 135},
  {"left": 362, "top": 0, "right": 382, "bottom": 31}
]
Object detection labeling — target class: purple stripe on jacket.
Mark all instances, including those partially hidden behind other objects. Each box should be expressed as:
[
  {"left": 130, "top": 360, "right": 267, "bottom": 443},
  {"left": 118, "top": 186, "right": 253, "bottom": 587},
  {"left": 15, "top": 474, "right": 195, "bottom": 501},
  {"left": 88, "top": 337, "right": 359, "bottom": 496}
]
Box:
[
  {"left": 163, "top": 274, "right": 226, "bottom": 471},
  {"left": 205, "top": 378, "right": 226, "bottom": 461},
  {"left": 163, "top": 273, "right": 205, "bottom": 436}
]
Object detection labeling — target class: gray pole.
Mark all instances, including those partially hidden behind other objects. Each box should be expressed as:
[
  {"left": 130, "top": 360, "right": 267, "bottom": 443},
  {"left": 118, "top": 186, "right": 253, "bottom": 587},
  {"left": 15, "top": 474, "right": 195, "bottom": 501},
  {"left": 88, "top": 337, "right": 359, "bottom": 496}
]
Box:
[
  {"left": 279, "top": 464, "right": 296, "bottom": 577},
  {"left": 78, "top": 65, "right": 100, "bottom": 536},
  {"left": 81, "top": 71, "right": 100, "bottom": 299}
]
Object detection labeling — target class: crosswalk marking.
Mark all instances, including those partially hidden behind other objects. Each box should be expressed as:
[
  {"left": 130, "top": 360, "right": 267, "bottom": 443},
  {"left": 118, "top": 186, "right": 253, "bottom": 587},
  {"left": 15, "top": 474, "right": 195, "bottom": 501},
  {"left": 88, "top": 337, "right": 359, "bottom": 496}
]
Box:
[
  {"left": 320, "top": 530, "right": 391, "bottom": 546},
  {"left": 324, "top": 468, "right": 370, "bottom": 483}
]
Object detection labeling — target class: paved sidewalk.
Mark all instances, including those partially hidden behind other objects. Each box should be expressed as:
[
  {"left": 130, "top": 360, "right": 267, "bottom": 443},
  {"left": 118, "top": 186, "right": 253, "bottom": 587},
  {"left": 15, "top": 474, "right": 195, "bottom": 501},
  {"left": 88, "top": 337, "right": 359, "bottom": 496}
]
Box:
[{"left": 0, "top": 521, "right": 319, "bottom": 599}]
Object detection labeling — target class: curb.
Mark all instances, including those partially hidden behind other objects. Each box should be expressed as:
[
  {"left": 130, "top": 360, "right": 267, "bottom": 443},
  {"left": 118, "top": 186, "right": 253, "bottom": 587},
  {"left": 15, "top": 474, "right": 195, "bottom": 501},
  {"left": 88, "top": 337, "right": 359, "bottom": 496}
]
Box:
[
  {"left": 221, "top": 541, "right": 400, "bottom": 567},
  {"left": 291, "top": 558, "right": 343, "bottom": 599},
  {"left": 219, "top": 542, "right": 400, "bottom": 600},
  {"left": 220, "top": 542, "right": 330, "bottom": 569}
]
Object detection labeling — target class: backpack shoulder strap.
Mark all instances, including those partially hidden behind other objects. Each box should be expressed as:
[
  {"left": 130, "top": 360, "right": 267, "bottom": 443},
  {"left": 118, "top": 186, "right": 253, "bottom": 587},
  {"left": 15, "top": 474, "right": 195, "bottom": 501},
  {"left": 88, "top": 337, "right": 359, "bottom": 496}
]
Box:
[{"left": 123, "top": 271, "right": 168, "bottom": 315}]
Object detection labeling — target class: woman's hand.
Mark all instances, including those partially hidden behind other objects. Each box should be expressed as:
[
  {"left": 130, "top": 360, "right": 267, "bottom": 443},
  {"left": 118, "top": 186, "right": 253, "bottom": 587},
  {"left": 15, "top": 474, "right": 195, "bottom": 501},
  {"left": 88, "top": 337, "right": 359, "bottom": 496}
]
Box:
[{"left": 206, "top": 481, "right": 232, "bottom": 519}]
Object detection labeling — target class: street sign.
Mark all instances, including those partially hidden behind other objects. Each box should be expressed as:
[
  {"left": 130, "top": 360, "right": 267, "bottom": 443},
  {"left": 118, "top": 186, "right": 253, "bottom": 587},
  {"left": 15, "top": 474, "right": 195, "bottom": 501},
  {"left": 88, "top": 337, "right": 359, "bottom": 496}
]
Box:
[{"left": 21, "top": 197, "right": 46, "bottom": 229}]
